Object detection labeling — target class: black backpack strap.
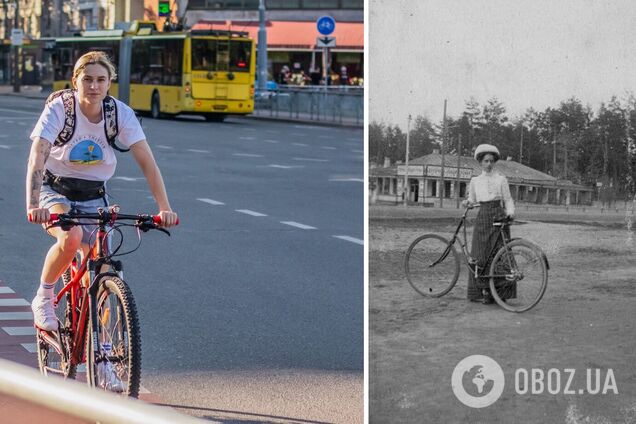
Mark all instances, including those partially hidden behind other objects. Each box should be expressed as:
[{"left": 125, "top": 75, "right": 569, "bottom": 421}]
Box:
[
  {"left": 47, "top": 89, "right": 76, "bottom": 147},
  {"left": 103, "top": 95, "right": 129, "bottom": 153}
]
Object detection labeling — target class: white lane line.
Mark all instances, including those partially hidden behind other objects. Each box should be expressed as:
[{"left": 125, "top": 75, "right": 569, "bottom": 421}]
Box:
[
  {"left": 293, "top": 157, "right": 329, "bottom": 162},
  {"left": 0, "top": 299, "right": 30, "bottom": 306},
  {"left": 0, "top": 134, "right": 8, "bottom": 137},
  {"left": 233, "top": 153, "right": 263, "bottom": 157},
  {"left": 0, "top": 108, "right": 40, "bottom": 115},
  {"left": 347, "top": 137, "right": 360, "bottom": 141},
  {"left": 3, "top": 327, "right": 36, "bottom": 336},
  {"left": 330, "top": 178, "right": 364, "bottom": 182},
  {"left": 17, "top": 122, "right": 26, "bottom": 126},
  {"left": 21, "top": 343, "right": 37, "bottom": 353},
  {"left": 197, "top": 198, "right": 225, "bottom": 206},
  {"left": 187, "top": 149, "right": 211, "bottom": 153},
  {"left": 0, "top": 312, "right": 32, "bottom": 320},
  {"left": 333, "top": 235, "right": 364, "bottom": 245},
  {"left": 112, "top": 176, "right": 141, "bottom": 181},
  {"left": 292, "top": 143, "right": 308, "bottom": 147},
  {"left": 239, "top": 136, "right": 255, "bottom": 140},
  {"left": 0, "top": 287, "right": 15, "bottom": 294},
  {"left": 281, "top": 221, "right": 316, "bottom": 230},
  {"left": 236, "top": 209, "right": 267, "bottom": 217},
  {"left": 6, "top": 120, "right": 14, "bottom": 124},
  {"left": 157, "top": 145, "right": 173, "bottom": 149},
  {"left": 290, "top": 133, "right": 304, "bottom": 136},
  {"left": 351, "top": 149, "right": 364, "bottom": 153},
  {"left": 318, "top": 135, "right": 332, "bottom": 139},
  {"left": 0, "top": 145, "right": 11, "bottom": 149},
  {"left": 264, "top": 139, "right": 279, "bottom": 143},
  {"left": 321, "top": 146, "right": 337, "bottom": 150},
  {"left": 269, "top": 164, "right": 302, "bottom": 169}
]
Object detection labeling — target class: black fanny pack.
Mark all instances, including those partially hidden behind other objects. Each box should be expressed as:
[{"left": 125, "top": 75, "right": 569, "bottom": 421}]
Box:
[{"left": 44, "top": 170, "right": 106, "bottom": 202}]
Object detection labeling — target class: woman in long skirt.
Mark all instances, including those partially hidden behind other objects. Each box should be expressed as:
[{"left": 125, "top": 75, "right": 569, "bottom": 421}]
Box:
[{"left": 463, "top": 144, "right": 516, "bottom": 304}]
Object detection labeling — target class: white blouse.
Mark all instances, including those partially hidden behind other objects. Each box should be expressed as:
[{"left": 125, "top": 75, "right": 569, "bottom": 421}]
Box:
[{"left": 467, "top": 171, "right": 515, "bottom": 216}]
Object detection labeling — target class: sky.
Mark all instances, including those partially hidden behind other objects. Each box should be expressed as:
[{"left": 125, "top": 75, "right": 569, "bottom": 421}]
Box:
[{"left": 369, "top": 0, "right": 636, "bottom": 127}]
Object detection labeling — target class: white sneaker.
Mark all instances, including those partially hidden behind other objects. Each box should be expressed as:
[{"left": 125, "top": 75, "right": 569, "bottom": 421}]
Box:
[{"left": 31, "top": 295, "right": 58, "bottom": 332}]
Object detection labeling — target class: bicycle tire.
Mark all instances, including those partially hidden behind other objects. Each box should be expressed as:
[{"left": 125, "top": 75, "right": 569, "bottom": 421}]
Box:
[
  {"left": 86, "top": 274, "right": 141, "bottom": 397},
  {"left": 404, "top": 234, "right": 460, "bottom": 297},
  {"left": 489, "top": 239, "right": 548, "bottom": 312}
]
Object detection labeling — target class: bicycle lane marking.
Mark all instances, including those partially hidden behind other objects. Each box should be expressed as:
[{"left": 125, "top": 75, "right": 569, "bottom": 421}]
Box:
[{"left": 0, "top": 280, "right": 155, "bottom": 397}]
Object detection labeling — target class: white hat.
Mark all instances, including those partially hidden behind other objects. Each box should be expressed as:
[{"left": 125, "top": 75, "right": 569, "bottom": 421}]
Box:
[{"left": 474, "top": 144, "right": 500, "bottom": 161}]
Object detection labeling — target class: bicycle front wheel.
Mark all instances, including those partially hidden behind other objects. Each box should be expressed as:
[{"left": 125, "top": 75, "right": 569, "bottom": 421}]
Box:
[
  {"left": 489, "top": 239, "right": 548, "bottom": 312},
  {"left": 404, "top": 234, "right": 460, "bottom": 297},
  {"left": 86, "top": 275, "right": 141, "bottom": 397}
]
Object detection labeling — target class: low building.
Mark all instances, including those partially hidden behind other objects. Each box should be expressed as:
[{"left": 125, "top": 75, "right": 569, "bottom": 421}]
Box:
[{"left": 370, "top": 151, "right": 594, "bottom": 206}]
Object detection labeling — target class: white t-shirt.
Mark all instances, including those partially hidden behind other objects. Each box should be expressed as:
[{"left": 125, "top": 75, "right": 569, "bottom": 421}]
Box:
[
  {"left": 30, "top": 92, "right": 145, "bottom": 181},
  {"left": 467, "top": 170, "right": 515, "bottom": 216}
]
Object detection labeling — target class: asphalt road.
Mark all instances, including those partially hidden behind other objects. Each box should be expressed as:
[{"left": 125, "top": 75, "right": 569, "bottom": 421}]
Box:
[{"left": 0, "top": 95, "right": 363, "bottom": 423}]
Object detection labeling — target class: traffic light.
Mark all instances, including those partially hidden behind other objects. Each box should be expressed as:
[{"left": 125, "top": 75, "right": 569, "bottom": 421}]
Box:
[{"left": 158, "top": 1, "right": 170, "bottom": 17}]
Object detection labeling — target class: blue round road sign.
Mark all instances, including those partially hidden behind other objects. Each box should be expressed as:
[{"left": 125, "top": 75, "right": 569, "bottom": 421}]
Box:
[{"left": 317, "top": 16, "right": 336, "bottom": 36}]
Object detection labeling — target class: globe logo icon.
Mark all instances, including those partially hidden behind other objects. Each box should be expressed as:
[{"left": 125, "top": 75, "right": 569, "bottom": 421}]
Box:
[{"left": 451, "top": 355, "right": 505, "bottom": 408}]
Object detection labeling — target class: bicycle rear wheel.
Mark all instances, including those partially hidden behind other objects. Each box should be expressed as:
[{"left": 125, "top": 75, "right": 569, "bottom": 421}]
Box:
[
  {"left": 86, "top": 275, "right": 141, "bottom": 397},
  {"left": 489, "top": 239, "right": 548, "bottom": 312},
  {"left": 404, "top": 234, "right": 460, "bottom": 297}
]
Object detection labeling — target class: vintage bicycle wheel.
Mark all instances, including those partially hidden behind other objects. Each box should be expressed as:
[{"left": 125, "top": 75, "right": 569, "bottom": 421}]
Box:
[
  {"left": 86, "top": 275, "right": 141, "bottom": 397},
  {"left": 489, "top": 239, "right": 548, "bottom": 312},
  {"left": 36, "top": 264, "right": 78, "bottom": 379},
  {"left": 404, "top": 234, "right": 460, "bottom": 297}
]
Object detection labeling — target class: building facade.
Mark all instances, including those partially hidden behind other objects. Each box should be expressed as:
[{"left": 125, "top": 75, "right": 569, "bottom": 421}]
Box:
[{"left": 370, "top": 152, "right": 594, "bottom": 207}]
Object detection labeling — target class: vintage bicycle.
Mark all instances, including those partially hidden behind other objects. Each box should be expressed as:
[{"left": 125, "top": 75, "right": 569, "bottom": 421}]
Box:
[
  {"left": 32, "top": 205, "right": 175, "bottom": 397},
  {"left": 404, "top": 204, "right": 549, "bottom": 312}
]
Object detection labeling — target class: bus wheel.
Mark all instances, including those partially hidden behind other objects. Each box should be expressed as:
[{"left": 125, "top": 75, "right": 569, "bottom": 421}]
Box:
[
  {"left": 151, "top": 92, "right": 162, "bottom": 119},
  {"left": 205, "top": 113, "right": 226, "bottom": 122}
]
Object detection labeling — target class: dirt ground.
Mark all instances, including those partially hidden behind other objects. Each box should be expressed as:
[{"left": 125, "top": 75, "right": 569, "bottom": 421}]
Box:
[{"left": 369, "top": 206, "right": 636, "bottom": 423}]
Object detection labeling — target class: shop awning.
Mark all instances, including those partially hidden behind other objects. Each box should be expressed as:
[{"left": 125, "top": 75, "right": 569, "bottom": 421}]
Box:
[{"left": 191, "top": 20, "right": 363, "bottom": 51}]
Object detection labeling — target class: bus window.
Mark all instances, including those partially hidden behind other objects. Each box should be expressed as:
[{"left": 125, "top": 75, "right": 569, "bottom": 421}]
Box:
[
  {"left": 191, "top": 39, "right": 217, "bottom": 71},
  {"left": 162, "top": 39, "right": 183, "bottom": 85},
  {"left": 229, "top": 41, "right": 251, "bottom": 72},
  {"left": 142, "top": 46, "right": 164, "bottom": 84}
]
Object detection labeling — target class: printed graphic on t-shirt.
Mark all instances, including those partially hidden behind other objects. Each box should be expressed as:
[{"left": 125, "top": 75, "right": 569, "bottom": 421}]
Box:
[{"left": 68, "top": 137, "right": 105, "bottom": 165}]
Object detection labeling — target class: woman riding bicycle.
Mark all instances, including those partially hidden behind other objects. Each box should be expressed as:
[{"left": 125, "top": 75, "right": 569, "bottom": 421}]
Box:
[
  {"left": 462, "top": 144, "right": 515, "bottom": 304},
  {"left": 26, "top": 51, "right": 178, "bottom": 331}
]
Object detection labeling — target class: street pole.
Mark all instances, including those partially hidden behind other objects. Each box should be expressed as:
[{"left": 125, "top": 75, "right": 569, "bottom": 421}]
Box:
[
  {"left": 456, "top": 133, "right": 461, "bottom": 209},
  {"left": 257, "top": 0, "right": 267, "bottom": 91},
  {"left": 440, "top": 99, "right": 446, "bottom": 208},
  {"left": 519, "top": 124, "right": 523, "bottom": 164},
  {"left": 403, "top": 114, "right": 411, "bottom": 207},
  {"left": 13, "top": 0, "right": 20, "bottom": 93}
]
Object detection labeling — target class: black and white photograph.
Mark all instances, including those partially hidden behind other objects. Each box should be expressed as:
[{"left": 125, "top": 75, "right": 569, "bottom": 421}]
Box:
[{"left": 369, "top": 0, "right": 636, "bottom": 422}]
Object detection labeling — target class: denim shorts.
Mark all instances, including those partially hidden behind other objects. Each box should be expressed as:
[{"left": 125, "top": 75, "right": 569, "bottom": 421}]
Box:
[{"left": 39, "top": 184, "right": 109, "bottom": 245}]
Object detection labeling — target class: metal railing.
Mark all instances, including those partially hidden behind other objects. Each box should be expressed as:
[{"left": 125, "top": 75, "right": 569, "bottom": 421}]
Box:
[
  {"left": 253, "top": 85, "right": 363, "bottom": 126},
  {"left": 0, "top": 357, "right": 204, "bottom": 424}
]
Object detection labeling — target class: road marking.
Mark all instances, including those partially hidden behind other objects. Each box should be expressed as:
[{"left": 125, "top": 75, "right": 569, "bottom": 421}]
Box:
[
  {"left": 347, "top": 137, "right": 360, "bottom": 141},
  {"left": 0, "top": 312, "right": 32, "bottom": 320},
  {"left": 290, "top": 133, "right": 304, "bottom": 136},
  {"left": 0, "top": 287, "right": 15, "bottom": 294},
  {"left": 269, "top": 164, "right": 302, "bottom": 169},
  {"left": 293, "top": 157, "right": 329, "bottom": 162},
  {"left": 239, "top": 136, "right": 255, "bottom": 140},
  {"left": 233, "top": 153, "right": 263, "bottom": 157},
  {"left": 351, "top": 149, "right": 364, "bottom": 153},
  {"left": 0, "top": 108, "right": 39, "bottom": 115},
  {"left": 156, "top": 145, "right": 173, "bottom": 149},
  {"left": 18, "top": 122, "right": 26, "bottom": 126},
  {"left": 292, "top": 142, "right": 308, "bottom": 147},
  {"left": 318, "top": 135, "right": 331, "bottom": 139},
  {"left": 330, "top": 178, "right": 364, "bottom": 182},
  {"left": 187, "top": 149, "right": 210, "bottom": 153},
  {"left": 264, "top": 139, "right": 279, "bottom": 143},
  {"left": 21, "top": 343, "right": 37, "bottom": 353},
  {"left": 281, "top": 221, "right": 316, "bottom": 230},
  {"left": 321, "top": 146, "right": 337, "bottom": 150},
  {"left": 197, "top": 198, "right": 225, "bottom": 206},
  {"left": 0, "top": 299, "right": 30, "bottom": 306},
  {"left": 6, "top": 120, "right": 13, "bottom": 124},
  {"left": 3, "top": 327, "right": 36, "bottom": 336},
  {"left": 333, "top": 235, "right": 364, "bottom": 245},
  {"left": 112, "top": 176, "right": 140, "bottom": 181},
  {"left": 236, "top": 209, "right": 267, "bottom": 217},
  {"left": 0, "top": 145, "right": 10, "bottom": 149}
]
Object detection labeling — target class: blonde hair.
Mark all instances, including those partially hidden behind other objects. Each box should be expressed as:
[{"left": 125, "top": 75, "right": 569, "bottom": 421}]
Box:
[{"left": 73, "top": 51, "right": 117, "bottom": 81}]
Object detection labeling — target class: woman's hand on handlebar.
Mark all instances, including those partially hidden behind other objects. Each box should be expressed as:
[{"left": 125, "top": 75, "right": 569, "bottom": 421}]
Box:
[
  {"left": 157, "top": 210, "right": 179, "bottom": 228},
  {"left": 462, "top": 200, "right": 477, "bottom": 209},
  {"left": 27, "top": 208, "right": 50, "bottom": 224}
]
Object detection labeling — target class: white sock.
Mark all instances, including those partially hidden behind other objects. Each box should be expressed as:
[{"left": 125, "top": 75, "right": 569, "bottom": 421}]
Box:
[{"left": 37, "top": 281, "right": 56, "bottom": 299}]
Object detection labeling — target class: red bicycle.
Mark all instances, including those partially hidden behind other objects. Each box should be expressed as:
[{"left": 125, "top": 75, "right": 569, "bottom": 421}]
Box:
[{"left": 34, "top": 205, "right": 174, "bottom": 397}]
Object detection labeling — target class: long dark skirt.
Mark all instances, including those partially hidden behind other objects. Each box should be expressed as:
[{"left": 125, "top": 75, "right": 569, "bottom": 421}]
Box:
[{"left": 467, "top": 200, "right": 516, "bottom": 300}]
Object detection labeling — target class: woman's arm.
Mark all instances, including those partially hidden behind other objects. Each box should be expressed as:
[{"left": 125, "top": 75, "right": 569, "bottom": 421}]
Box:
[
  {"left": 130, "top": 140, "right": 178, "bottom": 227},
  {"left": 25, "top": 137, "right": 52, "bottom": 223},
  {"left": 501, "top": 176, "right": 515, "bottom": 217}
]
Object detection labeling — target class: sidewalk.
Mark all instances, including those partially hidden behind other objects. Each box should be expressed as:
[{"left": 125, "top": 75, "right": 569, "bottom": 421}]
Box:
[{"left": 0, "top": 85, "right": 363, "bottom": 127}]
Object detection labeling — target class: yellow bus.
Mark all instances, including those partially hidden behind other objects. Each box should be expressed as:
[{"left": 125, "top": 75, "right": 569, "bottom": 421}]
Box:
[{"left": 50, "top": 22, "right": 256, "bottom": 122}]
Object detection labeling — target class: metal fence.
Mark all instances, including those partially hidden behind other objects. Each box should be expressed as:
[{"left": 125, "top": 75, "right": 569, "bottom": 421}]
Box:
[{"left": 253, "top": 86, "right": 363, "bottom": 126}]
